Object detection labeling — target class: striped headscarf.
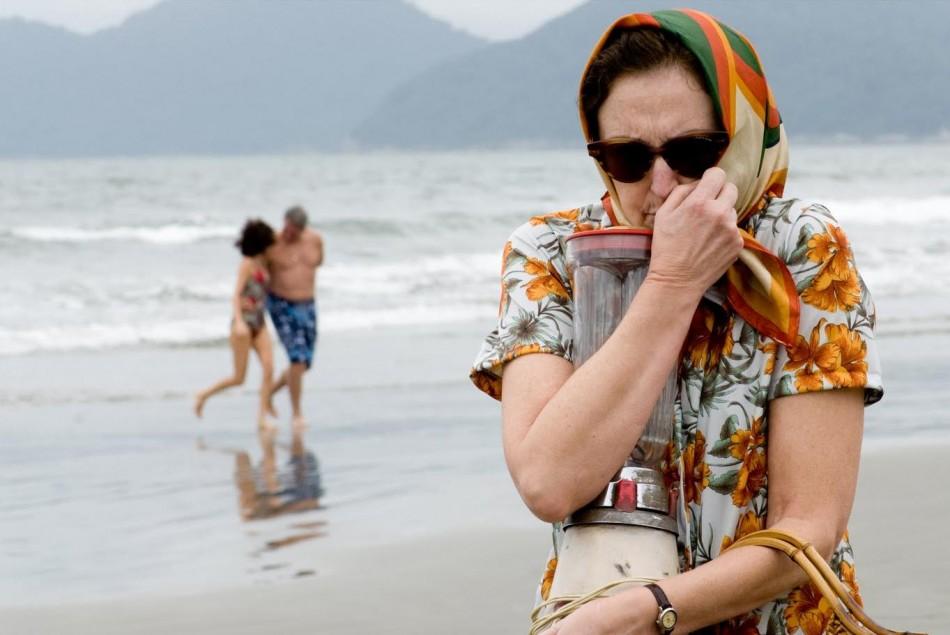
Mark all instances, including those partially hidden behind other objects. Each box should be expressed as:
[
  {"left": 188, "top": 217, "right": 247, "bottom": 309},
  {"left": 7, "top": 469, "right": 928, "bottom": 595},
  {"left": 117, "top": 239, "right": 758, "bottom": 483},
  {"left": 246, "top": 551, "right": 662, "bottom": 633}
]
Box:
[{"left": 579, "top": 9, "right": 799, "bottom": 346}]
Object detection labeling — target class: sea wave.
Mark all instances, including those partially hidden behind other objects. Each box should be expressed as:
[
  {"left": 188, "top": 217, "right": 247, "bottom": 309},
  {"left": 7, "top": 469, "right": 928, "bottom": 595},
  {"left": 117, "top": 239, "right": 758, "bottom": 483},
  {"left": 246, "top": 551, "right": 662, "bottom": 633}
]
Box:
[
  {"left": 0, "top": 252, "right": 502, "bottom": 315},
  {"left": 823, "top": 196, "right": 950, "bottom": 226},
  {"left": 321, "top": 253, "right": 499, "bottom": 298},
  {"left": 3, "top": 224, "right": 237, "bottom": 245},
  {"left": 1, "top": 217, "right": 434, "bottom": 246},
  {"left": 0, "top": 301, "right": 499, "bottom": 357},
  {"left": 2, "top": 296, "right": 946, "bottom": 358},
  {"left": 3, "top": 196, "right": 946, "bottom": 250}
]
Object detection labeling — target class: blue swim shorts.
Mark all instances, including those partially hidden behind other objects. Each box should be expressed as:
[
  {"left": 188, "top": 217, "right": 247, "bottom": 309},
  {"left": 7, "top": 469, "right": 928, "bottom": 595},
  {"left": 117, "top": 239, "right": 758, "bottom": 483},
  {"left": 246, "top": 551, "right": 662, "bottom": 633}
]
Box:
[{"left": 267, "top": 293, "right": 317, "bottom": 369}]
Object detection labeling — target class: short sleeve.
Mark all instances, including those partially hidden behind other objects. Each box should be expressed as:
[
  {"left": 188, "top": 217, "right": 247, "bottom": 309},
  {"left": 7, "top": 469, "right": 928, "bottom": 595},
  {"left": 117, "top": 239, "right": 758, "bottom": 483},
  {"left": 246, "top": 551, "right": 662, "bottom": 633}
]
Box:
[
  {"left": 761, "top": 202, "right": 883, "bottom": 405},
  {"left": 470, "top": 220, "right": 575, "bottom": 400}
]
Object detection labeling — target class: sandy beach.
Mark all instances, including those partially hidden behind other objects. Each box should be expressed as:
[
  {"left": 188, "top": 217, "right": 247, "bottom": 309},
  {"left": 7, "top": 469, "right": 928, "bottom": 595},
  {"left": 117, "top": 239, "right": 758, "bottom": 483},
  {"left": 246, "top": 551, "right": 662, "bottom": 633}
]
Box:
[
  {"left": 1, "top": 445, "right": 946, "bottom": 635},
  {"left": 2, "top": 323, "right": 948, "bottom": 634}
]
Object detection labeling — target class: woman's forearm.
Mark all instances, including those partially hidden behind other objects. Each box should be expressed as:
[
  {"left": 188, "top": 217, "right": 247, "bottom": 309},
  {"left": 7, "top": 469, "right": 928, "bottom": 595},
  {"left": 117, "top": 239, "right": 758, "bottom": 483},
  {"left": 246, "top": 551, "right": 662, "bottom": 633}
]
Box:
[
  {"left": 598, "top": 386, "right": 863, "bottom": 635},
  {"left": 508, "top": 276, "right": 703, "bottom": 519},
  {"left": 657, "top": 518, "right": 819, "bottom": 632},
  {"left": 605, "top": 517, "right": 837, "bottom": 633}
]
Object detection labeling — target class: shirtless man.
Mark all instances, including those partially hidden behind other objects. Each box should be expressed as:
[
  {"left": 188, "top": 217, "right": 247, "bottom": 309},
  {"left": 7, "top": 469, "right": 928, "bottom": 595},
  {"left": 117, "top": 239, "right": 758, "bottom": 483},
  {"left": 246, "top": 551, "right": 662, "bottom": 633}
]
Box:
[{"left": 266, "top": 206, "right": 324, "bottom": 427}]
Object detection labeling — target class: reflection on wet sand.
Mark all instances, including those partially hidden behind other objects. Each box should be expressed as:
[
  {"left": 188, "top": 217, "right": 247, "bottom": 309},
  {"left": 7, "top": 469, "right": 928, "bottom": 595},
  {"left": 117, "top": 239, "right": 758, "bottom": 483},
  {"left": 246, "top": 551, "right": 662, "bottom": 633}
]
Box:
[
  {"left": 191, "top": 425, "right": 327, "bottom": 583},
  {"left": 234, "top": 430, "right": 323, "bottom": 524},
  {"left": 234, "top": 426, "right": 324, "bottom": 523}
]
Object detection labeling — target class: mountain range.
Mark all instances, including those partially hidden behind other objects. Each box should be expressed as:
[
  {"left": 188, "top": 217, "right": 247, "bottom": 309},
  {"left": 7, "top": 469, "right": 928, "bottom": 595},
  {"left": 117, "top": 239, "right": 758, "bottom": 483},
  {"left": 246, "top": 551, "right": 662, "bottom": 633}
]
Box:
[
  {"left": 0, "top": 0, "right": 483, "bottom": 156},
  {"left": 1, "top": 0, "right": 947, "bottom": 157}
]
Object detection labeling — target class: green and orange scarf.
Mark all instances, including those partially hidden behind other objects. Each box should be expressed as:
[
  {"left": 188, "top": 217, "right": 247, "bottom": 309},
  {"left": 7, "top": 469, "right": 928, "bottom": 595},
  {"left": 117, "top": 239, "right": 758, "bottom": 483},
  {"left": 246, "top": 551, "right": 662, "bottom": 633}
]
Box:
[{"left": 580, "top": 9, "right": 799, "bottom": 346}]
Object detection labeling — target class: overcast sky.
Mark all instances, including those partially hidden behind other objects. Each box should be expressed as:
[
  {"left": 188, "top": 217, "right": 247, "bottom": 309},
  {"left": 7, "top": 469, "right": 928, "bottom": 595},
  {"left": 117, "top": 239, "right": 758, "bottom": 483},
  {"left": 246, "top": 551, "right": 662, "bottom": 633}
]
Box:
[{"left": 0, "top": 0, "right": 587, "bottom": 41}]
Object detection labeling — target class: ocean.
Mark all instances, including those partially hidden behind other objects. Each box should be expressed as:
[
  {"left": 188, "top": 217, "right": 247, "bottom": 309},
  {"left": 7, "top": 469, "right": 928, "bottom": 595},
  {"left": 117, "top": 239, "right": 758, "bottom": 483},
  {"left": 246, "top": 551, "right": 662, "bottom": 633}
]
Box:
[
  {"left": 3, "top": 145, "right": 949, "bottom": 361},
  {"left": 1, "top": 145, "right": 949, "bottom": 607}
]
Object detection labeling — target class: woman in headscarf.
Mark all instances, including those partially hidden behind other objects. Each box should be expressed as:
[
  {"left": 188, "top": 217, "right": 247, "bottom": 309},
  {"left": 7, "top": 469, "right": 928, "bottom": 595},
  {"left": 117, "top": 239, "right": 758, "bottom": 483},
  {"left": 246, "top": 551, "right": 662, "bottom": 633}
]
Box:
[{"left": 471, "top": 9, "right": 880, "bottom": 634}]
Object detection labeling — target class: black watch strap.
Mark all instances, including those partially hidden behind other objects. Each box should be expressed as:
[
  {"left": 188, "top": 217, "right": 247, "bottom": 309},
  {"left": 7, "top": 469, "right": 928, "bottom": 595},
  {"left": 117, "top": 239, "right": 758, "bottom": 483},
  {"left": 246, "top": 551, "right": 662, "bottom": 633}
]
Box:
[{"left": 644, "top": 583, "right": 678, "bottom": 634}]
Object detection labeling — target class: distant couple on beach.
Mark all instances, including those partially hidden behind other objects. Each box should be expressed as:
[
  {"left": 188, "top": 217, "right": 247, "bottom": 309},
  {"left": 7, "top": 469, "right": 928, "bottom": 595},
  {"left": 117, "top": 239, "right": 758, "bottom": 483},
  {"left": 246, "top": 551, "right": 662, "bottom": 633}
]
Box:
[{"left": 194, "top": 206, "right": 324, "bottom": 433}]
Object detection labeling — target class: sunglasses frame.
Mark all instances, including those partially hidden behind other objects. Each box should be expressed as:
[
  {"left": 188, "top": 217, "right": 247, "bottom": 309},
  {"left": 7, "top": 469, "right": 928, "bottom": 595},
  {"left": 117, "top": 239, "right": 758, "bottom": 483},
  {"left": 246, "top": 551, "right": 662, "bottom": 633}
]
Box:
[{"left": 587, "top": 131, "right": 730, "bottom": 183}]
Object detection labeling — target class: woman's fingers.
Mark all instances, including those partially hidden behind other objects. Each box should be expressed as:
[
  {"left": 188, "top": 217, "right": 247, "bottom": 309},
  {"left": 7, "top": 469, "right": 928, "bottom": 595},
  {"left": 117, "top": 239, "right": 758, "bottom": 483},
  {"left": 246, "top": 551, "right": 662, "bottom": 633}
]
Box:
[
  {"left": 717, "top": 180, "right": 738, "bottom": 208},
  {"left": 647, "top": 169, "right": 744, "bottom": 295},
  {"left": 680, "top": 166, "right": 727, "bottom": 208},
  {"left": 655, "top": 181, "right": 698, "bottom": 216}
]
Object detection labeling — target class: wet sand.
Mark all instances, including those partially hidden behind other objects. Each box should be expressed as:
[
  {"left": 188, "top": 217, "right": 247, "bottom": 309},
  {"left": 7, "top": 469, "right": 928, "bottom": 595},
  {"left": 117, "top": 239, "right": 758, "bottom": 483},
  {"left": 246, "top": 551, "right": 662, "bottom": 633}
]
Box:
[
  {"left": 2, "top": 324, "right": 948, "bottom": 633},
  {"left": 2, "top": 443, "right": 945, "bottom": 635}
]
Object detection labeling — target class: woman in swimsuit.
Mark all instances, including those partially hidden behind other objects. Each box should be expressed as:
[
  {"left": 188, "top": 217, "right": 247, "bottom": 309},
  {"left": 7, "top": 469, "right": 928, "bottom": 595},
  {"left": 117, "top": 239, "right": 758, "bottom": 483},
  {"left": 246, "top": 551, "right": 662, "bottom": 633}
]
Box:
[{"left": 194, "top": 219, "right": 278, "bottom": 433}]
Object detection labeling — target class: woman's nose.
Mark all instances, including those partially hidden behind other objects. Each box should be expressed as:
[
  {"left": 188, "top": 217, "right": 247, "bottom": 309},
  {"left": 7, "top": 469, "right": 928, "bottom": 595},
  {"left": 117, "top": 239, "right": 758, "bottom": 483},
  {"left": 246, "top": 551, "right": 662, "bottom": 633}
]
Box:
[{"left": 649, "top": 157, "right": 679, "bottom": 199}]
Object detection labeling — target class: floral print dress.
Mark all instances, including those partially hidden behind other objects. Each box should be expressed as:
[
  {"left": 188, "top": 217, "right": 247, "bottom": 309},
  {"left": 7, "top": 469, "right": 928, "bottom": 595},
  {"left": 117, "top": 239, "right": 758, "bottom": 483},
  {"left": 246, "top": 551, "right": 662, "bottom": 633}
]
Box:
[{"left": 471, "top": 198, "right": 882, "bottom": 634}]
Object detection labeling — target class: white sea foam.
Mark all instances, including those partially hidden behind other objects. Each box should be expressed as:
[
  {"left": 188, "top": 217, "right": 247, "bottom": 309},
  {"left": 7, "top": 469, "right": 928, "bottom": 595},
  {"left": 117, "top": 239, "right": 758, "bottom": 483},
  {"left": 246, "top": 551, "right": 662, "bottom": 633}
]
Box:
[
  {"left": 7, "top": 224, "right": 236, "bottom": 245},
  {"left": 1, "top": 235, "right": 947, "bottom": 357},
  {"left": 823, "top": 196, "right": 950, "bottom": 226},
  {"left": 3, "top": 197, "right": 946, "bottom": 251},
  {"left": 321, "top": 253, "right": 499, "bottom": 298},
  {"left": 0, "top": 249, "right": 504, "bottom": 356},
  {"left": 0, "top": 299, "right": 499, "bottom": 357}
]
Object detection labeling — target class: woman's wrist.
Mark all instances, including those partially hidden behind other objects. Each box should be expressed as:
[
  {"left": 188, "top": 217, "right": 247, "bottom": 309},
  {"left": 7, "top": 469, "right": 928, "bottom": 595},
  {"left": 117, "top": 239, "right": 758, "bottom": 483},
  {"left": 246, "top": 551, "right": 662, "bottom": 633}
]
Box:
[
  {"left": 602, "top": 586, "right": 661, "bottom": 634},
  {"left": 642, "top": 270, "right": 707, "bottom": 304}
]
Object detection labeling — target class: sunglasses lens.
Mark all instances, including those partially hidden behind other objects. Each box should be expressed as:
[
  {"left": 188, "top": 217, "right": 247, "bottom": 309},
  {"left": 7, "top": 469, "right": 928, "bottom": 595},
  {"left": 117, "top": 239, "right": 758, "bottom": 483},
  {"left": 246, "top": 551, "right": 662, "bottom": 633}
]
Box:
[
  {"left": 598, "top": 142, "right": 653, "bottom": 183},
  {"left": 662, "top": 135, "right": 729, "bottom": 179}
]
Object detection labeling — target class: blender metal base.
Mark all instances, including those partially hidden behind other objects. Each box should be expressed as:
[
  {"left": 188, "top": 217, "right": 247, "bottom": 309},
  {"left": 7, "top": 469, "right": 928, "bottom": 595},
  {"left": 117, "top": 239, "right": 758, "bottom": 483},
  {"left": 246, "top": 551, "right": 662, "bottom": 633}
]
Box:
[{"left": 565, "top": 507, "right": 677, "bottom": 533}]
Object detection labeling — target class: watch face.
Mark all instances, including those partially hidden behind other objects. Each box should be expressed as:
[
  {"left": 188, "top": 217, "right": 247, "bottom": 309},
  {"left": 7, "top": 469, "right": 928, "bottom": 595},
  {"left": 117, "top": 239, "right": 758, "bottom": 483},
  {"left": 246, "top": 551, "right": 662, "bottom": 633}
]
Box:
[{"left": 660, "top": 609, "right": 678, "bottom": 629}]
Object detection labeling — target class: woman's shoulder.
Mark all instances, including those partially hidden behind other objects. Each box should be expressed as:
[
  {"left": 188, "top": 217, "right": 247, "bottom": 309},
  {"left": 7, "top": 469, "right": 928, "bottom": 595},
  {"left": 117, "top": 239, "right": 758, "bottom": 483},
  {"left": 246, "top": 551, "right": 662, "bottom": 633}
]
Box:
[
  {"left": 750, "top": 197, "right": 847, "bottom": 258},
  {"left": 505, "top": 201, "right": 606, "bottom": 260},
  {"left": 237, "top": 255, "right": 268, "bottom": 278}
]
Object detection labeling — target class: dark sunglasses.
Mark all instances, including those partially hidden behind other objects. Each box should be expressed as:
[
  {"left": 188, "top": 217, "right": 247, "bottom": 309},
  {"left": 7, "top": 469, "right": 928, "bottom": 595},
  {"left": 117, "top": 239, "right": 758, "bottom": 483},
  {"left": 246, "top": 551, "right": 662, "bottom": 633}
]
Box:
[{"left": 587, "top": 131, "right": 730, "bottom": 183}]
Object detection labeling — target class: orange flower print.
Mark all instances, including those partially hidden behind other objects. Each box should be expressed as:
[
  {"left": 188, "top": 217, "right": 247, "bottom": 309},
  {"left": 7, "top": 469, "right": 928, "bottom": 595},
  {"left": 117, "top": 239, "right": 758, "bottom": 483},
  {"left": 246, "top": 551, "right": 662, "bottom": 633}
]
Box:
[
  {"left": 712, "top": 612, "right": 761, "bottom": 635},
  {"left": 498, "top": 241, "right": 514, "bottom": 316},
  {"left": 523, "top": 258, "right": 569, "bottom": 301},
  {"left": 840, "top": 561, "right": 863, "bottom": 606},
  {"left": 540, "top": 557, "right": 558, "bottom": 601},
  {"left": 530, "top": 209, "right": 579, "bottom": 226},
  {"left": 661, "top": 440, "right": 680, "bottom": 491},
  {"left": 500, "top": 240, "right": 513, "bottom": 273},
  {"left": 759, "top": 340, "right": 777, "bottom": 375},
  {"left": 732, "top": 450, "right": 767, "bottom": 507},
  {"left": 802, "top": 226, "right": 861, "bottom": 311},
  {"left": 729, "top": 417, "right": 765, "bottom": 461},
  {"left": 826, "top": 618, "right": 851, "bottom": 635},
  {"left": 807, "top": 225, "right": 852, "bottom": 277},
  {"left": 784, "top": 335, "right": 829, "bottom": 391},
  {"left": 784, "top": 319, "right": 868, "bottom": 392},
  {"left": 684, "top": 308, "right": 734, "bottom": 371},
  {"left": 682, "top": 430, "right": 711, "bottom": 505},
  {"left": 470, "top": 369, "right": 500, "bottom": 400},
  {"left": 528, "top": 208, "right": 595, "bottom": 233},
  {"left": 822, "top": 323, "right": 868, "bottom": 388},
  {"left": 785, "top": 583, "right": 833, "bottom": 635},
  {"left": 512, "top": 343, "right": 543, "bottom": 358},
  {"left": 721, "top": 510, "right": 764, "bottom": 552},
  {"left": 498, "top": 284, "right": 510, "bottom": 318},
  {"left": 802, "top": 266, "right": 861, "bottom": 312}
]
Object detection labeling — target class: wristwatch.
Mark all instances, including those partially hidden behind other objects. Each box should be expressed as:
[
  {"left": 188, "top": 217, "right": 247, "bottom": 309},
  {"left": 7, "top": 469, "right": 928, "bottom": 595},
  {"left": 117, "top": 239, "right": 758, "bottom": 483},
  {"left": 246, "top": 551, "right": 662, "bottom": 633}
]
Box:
[{"left": 644, "top": 583, "right": 678, "bottom": 634}]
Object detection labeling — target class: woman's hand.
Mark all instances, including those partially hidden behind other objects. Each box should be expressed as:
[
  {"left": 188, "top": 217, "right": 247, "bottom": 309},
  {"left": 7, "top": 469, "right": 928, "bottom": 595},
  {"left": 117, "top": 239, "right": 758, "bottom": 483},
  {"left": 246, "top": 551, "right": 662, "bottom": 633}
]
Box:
[
  {"left": 647, "top": 166, "right": 742, "bottom": 298},
  {"left": 232, "top": 320, "right": 251, "bottom": 338},
  {"left": 545, "top": 598, "right": 621, "bottom": 635},
  {"left": 544, "top": 589, "right": 657, "bottom": 635}
]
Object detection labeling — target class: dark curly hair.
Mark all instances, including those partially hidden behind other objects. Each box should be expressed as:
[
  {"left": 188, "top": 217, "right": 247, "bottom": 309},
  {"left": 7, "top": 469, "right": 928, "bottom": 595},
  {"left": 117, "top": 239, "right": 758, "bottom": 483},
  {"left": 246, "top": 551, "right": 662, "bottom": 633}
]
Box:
[{"left": 235, "top": 219, "right": 275, "bottom": 257}]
